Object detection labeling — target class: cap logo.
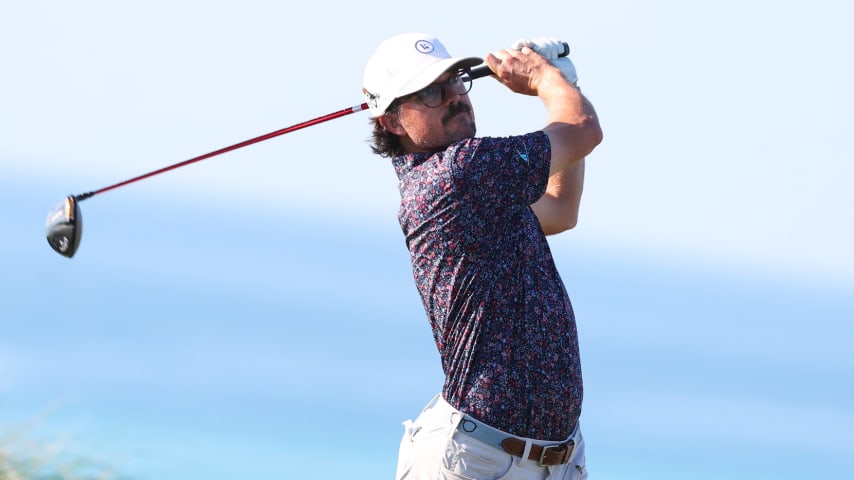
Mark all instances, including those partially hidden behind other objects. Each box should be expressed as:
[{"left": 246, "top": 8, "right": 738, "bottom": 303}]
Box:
[{"left": 414, "top": 40, "right": 435, "bottom": 54}]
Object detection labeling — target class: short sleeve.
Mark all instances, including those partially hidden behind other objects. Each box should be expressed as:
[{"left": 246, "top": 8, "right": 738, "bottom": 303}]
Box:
[{"left": 449, "top": 131, "right": 551, "bottom": 217}]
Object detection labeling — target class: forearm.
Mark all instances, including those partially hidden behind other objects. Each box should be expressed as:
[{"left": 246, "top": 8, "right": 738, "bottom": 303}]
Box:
[{"left": 542, "top": 85, "right": 601, "bottom": 176}]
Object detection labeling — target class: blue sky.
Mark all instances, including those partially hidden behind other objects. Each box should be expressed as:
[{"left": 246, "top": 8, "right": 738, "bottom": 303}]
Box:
[{"left": 2, "top": 1, "right": 852, "bottom": 479}]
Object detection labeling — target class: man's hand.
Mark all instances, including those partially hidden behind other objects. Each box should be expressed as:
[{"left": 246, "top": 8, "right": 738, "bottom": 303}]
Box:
[
  {"left": 511, "top": 37, "right": 578, "bottom": 86},
  {"left": 511, "top": 37, "right": 568, "bottom": 59},
  {"left": 485, "top": 47, "right": 562, "bottom": 96}
]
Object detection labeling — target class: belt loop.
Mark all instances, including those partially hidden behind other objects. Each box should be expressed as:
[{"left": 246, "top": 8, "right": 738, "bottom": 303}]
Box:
[
  {"left": 447, "top": 405, "right": 464, "bottom": 444},
  {"left": 449, "top": 411, "right": 464, "bottom": 430},
  {"left": 518, "top": 440, "right": 533, "bottom": 467}
]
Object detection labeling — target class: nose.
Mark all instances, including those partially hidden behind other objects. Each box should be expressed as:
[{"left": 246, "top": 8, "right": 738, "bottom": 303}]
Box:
[{"left": 442, "top": 82, "right": 462, "bottom": 105}]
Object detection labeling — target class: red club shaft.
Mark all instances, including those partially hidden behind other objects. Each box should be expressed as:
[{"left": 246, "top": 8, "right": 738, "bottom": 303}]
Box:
[{"left": 75, "top": 103, "right": 370, "bottom": 201}]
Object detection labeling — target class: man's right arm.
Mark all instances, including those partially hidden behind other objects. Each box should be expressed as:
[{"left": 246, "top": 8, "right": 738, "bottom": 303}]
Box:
[
  {"left": 484, "top": 47, "right": 602, "bottom": 233},
  {"left": 485, "top": 46, "right": 602, "bottom": 172}
]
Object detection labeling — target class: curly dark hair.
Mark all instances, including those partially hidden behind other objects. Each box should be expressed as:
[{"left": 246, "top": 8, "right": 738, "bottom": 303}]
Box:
[{"left": 368, "top": 100, "right": 405, "bottom": 158}]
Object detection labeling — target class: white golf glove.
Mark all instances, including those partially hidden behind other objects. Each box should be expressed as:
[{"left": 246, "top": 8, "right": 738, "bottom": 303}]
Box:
[
  {"left": 511, "top": 37, "right": 567, "bottom": 59},
  {"left": 511, "top": 37, "right": 578, "bottom": 86}
]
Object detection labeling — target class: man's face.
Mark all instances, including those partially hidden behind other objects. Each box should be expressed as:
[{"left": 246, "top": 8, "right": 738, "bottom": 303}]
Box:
[{"left": 382, "top": 70, "right": 477, "bottom": 154}]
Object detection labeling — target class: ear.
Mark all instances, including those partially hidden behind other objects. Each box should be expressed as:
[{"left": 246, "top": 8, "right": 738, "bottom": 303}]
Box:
[{"left": 379, "top": 113, "right": 407, "bottom": 136}]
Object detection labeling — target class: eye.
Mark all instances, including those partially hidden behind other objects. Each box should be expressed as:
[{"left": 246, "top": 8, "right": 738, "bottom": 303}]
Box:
[{"left": 421, "top": 84, "right": 442, "bottom": 97}]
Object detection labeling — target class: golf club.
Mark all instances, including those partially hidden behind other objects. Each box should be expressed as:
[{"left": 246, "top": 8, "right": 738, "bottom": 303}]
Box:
[
  {"left": 45, "top": 42, "right": 569, "bottom": 258},
  {"left": 45, "top": 103, "right": 369, "bottom": 258}
]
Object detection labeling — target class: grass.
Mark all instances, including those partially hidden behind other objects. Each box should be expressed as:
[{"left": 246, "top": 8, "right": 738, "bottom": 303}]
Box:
[{"left": 0, "top": 417, "right": 129, "bottom": 480}]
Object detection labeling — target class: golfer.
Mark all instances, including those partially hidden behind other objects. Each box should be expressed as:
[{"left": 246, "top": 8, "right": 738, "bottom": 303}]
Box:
[{"left": 363, "top": 33, "right": 603, "bottom": 479}]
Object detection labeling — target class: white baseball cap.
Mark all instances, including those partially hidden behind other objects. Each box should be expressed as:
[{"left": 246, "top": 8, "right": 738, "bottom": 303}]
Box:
[{"left": 362, "top": 33, "right": 483, "bottom": 117}]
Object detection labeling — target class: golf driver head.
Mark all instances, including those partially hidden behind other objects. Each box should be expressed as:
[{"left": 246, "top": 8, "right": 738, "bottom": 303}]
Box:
[{"left": 46, "top": 196, "right": 82, "bottom": 258}]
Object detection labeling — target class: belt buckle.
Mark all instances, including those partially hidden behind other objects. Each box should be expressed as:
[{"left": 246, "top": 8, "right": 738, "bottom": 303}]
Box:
[{"left": 538, "top": 441, "right": 573, "bottom": 467}]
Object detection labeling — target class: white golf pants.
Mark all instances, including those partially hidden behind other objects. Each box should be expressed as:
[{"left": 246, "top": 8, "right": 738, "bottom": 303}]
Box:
[{"left": 395, "top": 394, "right": 587, "bottom": 480}]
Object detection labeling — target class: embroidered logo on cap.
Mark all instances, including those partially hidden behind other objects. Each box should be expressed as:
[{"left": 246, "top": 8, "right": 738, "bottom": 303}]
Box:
[{"left": 414, "top": 40, "right": 435, "bottom": 54}]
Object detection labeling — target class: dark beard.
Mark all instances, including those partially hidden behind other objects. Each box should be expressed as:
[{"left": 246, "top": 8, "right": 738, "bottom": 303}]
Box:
[{"left": 441, "top": 103, "right": 477, "bottom": 143}]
